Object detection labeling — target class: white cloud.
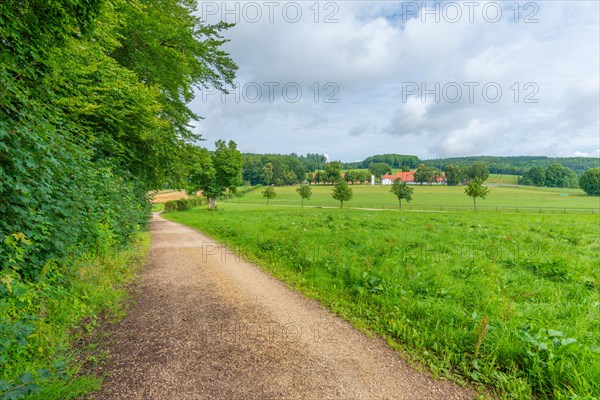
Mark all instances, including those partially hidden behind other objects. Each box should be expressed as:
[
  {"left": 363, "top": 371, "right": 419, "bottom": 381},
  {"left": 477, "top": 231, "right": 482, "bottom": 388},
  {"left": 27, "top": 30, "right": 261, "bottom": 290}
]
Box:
[{"left": 192, "top": 1, "right": 600, "bottom": 161}]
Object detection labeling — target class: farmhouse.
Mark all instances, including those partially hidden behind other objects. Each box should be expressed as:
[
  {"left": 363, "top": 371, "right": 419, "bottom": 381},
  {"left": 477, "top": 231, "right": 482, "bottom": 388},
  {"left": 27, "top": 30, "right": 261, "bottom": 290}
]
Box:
[
  {"left": 381, "top": 171, "right": 414, "bottom": 185},
  {"left": 381, "top": 171, "right": 445, "bottom": 185}
]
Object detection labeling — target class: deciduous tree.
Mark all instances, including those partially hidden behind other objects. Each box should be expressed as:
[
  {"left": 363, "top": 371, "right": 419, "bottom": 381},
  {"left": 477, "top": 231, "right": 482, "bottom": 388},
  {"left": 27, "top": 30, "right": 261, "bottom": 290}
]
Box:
[
  {"left": 390, "top": 179, "right": 413, "bottom": 210},
  {"left": 445, "top": 164, "right": 464, "bottom": 186},
  {"left": 467, "top": 162, "right": 490, "bottom": 182},
  {"left": 368, "top": 162, "right": 392, "bottom": 179},
  {"left": 325, "top": 161, "right": 343, "bottom": 184},
  {"left": 261, "top": 162, "right": 274, "bottom": 185},
  {"left": 192, "top": 140, "right": 243, "bottom": 209},
  {"left": 579, "top": 168, "right": 600, "bottom": 196},
  {"left": 296, "top": 184, "right": 312, "bottom": 206},
  {"left": 262, "top": 186, "right": 277, "bottom": 205},
  {"left": 332, "top": 180, "right": 353, "bottom": 208},
  {"left": 465, "top": 179, "right": 490, "bottom": 211}
]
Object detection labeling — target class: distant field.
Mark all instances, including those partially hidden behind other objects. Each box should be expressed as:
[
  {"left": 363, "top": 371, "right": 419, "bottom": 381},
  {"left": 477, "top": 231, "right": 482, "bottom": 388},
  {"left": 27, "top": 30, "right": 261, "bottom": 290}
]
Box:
[
  {"left": 165, "top": 204, "right": 600, "bottom": 398},
  {"left": 150, "top": 190, "right": 189, "bottom": 203},
  {"left": 486, "top": 173, "right": 521, "bottom": 184},
  {"left": 231, "top": 184, "right": 598, "bottom": 212}
]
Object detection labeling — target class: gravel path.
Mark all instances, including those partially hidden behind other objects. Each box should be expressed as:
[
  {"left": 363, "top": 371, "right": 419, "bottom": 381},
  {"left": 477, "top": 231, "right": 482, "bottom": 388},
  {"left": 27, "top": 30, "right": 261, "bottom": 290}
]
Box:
[{"left": 91, "top": 213, "right": 476, "bottom": 399}]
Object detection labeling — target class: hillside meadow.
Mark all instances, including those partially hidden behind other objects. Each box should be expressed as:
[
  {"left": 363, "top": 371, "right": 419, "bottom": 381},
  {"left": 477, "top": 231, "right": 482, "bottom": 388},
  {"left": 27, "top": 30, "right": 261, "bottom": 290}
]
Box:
[{"left": 164, "top": 204, "right": 600, "bottom": 399}]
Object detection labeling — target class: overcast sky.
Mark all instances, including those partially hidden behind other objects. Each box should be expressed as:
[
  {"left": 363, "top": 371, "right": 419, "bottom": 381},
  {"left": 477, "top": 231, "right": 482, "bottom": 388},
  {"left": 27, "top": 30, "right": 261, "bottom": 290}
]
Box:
[{"left": 190, "top": 1, "right": 600, "bottom": 162}]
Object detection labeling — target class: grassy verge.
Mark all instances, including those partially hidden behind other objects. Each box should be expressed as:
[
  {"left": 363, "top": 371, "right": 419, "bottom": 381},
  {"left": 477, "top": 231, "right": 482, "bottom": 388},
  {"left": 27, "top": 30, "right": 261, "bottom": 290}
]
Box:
[
  {"left": 0, "top": 232, "right": 150, "bottom": 399},
  {"left": 165, "top": 204, "right": 599, "bottom": 399},
  {"left": 151, "top": 202, "right": 165, "bottom": 212}
]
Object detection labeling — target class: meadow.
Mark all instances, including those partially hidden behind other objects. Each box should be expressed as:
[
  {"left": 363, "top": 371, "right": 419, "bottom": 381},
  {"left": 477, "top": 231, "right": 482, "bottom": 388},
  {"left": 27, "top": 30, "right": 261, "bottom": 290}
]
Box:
[
  {"left": 231, "top": 184, "right": 599, "bottom": 212},
  {"left": 165, "top": 204, "right": 600, "bottom": 399}
]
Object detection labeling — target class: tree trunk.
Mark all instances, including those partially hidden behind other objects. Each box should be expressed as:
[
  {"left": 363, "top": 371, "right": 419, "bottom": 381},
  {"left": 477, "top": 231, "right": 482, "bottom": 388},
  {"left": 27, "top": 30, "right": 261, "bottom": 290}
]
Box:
[
  {"left": 399, "top": 199, "right": 402, "bottom": 210},
  {"left": 301, "top": 198, "right": 304, "bottom": 207},
  {"left": 208, "top": 196, "right": 216, "bottom": 209},
  {"left": 473, "top": 196, "right": 477, "bottom": 211},
  {"left": 340, "top": 200, "right": 343, "bottom": 208}
]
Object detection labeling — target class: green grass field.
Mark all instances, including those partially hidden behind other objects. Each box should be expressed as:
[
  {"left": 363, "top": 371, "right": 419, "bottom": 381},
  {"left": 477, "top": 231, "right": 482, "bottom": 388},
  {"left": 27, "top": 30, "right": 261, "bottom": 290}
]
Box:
[
  {"left": 165, "top": 204, "right": 600, "bottom": 399},
  {"left": 232, "top": 184, "right": 599, "bottom": 212}
]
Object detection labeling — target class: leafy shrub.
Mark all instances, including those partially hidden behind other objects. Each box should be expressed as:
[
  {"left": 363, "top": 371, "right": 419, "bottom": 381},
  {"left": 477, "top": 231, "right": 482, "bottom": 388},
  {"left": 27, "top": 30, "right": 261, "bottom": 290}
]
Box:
[{"left": 164, "top": 197, "right": 205, "bottom": 212}]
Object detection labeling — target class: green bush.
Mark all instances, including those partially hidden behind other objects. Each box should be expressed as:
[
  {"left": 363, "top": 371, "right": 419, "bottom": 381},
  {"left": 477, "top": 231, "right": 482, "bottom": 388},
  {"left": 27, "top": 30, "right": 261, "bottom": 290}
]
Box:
[{"left": 164, "top": 197, "right": 205, "bottom": 212}]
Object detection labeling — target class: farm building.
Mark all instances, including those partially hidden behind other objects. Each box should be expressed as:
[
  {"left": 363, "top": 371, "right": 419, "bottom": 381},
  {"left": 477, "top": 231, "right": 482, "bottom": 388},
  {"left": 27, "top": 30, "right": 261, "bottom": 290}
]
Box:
[
  {"left": 381, "top": 171, "right": 445, "bottom": 185},
  {"left": 381, "top": 171, "right": 414, "bottom": 185}
]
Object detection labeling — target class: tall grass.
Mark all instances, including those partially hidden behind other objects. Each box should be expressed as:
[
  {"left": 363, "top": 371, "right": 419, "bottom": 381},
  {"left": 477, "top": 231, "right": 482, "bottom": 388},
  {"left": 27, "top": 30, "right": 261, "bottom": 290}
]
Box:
[
  {"left": 0, "top": 233, "right": 149, "bottom": 399},
  {"left": 166, "top": 205, "right": 600, "bottom": 399}
]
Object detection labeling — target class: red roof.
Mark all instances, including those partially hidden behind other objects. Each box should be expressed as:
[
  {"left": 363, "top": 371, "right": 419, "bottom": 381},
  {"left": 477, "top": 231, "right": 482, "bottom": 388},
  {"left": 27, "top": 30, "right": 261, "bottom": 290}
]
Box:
[
  {"left": 381, "top": 171, "right": 414, "bottom": 182},
  {"left": 381, "top": 171, "right": 446, "bottom": 183}
]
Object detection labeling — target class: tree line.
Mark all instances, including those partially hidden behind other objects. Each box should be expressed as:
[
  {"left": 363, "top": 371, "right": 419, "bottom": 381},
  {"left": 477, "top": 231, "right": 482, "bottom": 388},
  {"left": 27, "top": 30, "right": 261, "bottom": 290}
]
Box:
[{"left": 423, "top": 155, "right": 598, "bottom": 175}]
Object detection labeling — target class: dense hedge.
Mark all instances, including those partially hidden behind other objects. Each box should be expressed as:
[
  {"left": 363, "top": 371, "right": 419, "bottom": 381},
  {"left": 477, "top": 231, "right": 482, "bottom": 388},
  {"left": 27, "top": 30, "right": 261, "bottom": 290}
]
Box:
[
  {"left": 164, "top": 197, "right": 206, "bottom": 212},
  {"left": 1, "top": 0, "right": 236, "bottom": 396}
]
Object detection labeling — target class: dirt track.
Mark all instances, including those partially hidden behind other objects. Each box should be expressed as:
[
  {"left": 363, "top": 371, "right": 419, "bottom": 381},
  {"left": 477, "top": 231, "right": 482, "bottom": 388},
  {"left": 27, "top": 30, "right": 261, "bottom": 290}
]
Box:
[{"left": 91, "top": 213, "right": 476, "bottom": 399}]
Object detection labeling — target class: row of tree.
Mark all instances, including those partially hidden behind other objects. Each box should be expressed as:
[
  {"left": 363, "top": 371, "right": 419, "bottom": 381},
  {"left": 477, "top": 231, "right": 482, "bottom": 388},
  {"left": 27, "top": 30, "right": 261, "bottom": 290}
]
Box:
[
  {"left": 343, "top": 154, "right": 598, "bottom": 176},
  {"left": 424, "top": 156, "right": 598, "bottom": 175},
  {"left": 262, "top": 177, "right": 491, "bottom": 210}
]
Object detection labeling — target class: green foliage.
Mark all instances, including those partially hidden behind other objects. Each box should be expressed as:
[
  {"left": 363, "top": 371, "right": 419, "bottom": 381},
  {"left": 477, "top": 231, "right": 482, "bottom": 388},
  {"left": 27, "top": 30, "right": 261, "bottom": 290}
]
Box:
[
  {"left": 296, "top": 184, "right": 312, "bottom": 206},
  {"left": 544, "top": 164, "right": 579, "bottom": 189},
  {"left": 425, "top": 156, "right": 598, "bottom": 176},
  {"left": 325, "top": 161, "right": 343, "bottom": 184},
  {"left": 1, "top": 0, "right": 237, "bottom": 395},
  {"left": 390, "top": 180, "right": 413, "bottom": 210},
  {"left": 520, "top": 166, "right": 546, "bottom": 187},
  {"left": 414, "top": 163, "right": 440, "bottom": 185},
  {"left": 0, "top": 233, "right": 149, "bottom": 399},
  {"left": 518, "top": 164, "right": 579, "bottom": 189},
  {"left": 166, "top": 206, "right": 600, "bottom": 399},
  {"left": 343, "top": 170, "right": 372, "bottom": 184},
  {"left": 189, "top": 140, "right": 243, "bottom": 209},
  {"left": 242, "top": 153, "right": 321, "bottom": 185},
  {"left": 467, "top": 162, "right": 490, "bottom": 182},
  {"left": 465, "top": 180, "right": 490, "bottom": 211},
  {"left": 331, "top": 180, "right": 353, "bottom": 208},
  {"left": 368, "top": 162, "right": 392, "bottom": 178},
  {"left": 347, "top": 154, "right": 420, "bottom": 169},
  {"left": 262, "top": 187, "right": 277, "bottom": 205},
  {"left": 164, "top": 197, "right": 205, "bottom": 212},
  {"left": 579, "top": 168, "right": 600, "bottom": 196},
  {"left": 260, "top": 163, "right": 274, "bottom": 186},
  {"left": 110, "top": 0, "right": 237, "bottom": 139},
  {"left": 444, "top": 164, "right": 464, "bottom": 186}
]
